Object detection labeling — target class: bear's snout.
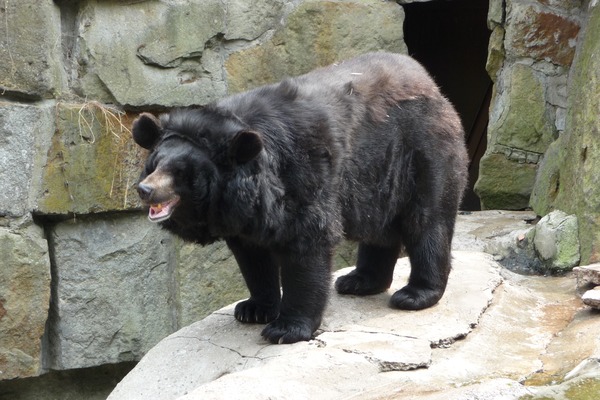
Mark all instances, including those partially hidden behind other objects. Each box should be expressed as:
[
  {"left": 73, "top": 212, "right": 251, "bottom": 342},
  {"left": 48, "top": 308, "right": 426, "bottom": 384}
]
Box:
[
  {"left": 137, "top": 183, "right": 153, "bottom": 201},
  {"left": 136, "top": 170, "right": 176, "bottom": 204}
]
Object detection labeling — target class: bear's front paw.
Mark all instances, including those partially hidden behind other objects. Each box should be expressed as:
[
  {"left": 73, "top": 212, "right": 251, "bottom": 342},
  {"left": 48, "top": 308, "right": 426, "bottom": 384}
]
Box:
[
  {"left": 234, "top": 299, "right": 279, "bottom": 324},
  {"left": 389, "top": 285, "right": 443, "bottom": 310},
  {"left": 261, "top": 316, "right": 315, "bottom": 344},
  {"left": 335, "top": 270, "right": 389, "bottom": 296}
]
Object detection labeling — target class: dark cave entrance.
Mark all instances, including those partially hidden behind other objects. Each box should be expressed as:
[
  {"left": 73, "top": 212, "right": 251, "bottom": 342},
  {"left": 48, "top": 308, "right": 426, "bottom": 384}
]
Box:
[{"left": 403, "top": 0, "right": 492, "bottom": 211}]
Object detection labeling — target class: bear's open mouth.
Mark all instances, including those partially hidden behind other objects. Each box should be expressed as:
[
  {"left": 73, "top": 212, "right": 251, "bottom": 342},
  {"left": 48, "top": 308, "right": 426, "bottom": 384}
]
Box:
[{"left": 148, "top": 197, "right": 180, "bottom": 223}]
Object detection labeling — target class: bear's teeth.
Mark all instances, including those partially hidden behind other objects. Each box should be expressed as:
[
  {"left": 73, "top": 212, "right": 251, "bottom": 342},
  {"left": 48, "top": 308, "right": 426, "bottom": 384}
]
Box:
[{"left": 148, "top": 198, "right": 179, "bottom": 222}]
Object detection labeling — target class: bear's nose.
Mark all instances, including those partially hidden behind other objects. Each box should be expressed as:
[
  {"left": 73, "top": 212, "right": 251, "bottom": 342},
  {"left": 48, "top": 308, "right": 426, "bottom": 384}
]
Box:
[{"left": 137, "top": 183, "right": 154, "bottom": 201}]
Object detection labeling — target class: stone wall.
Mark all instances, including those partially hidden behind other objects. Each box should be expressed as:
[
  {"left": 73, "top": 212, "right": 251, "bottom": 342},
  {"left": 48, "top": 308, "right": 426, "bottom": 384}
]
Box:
[
  {"left": 473, "top": 0, "right": 600, "bottom": 265},
  {"left": 474, "top": 0, "right": 582, "bottom": 209},
  {"left": 3, "top": 0, "right": 600, "bottom": 396},
  {"left": 0, "top": 0, "right": 402, "bottom": 386},
  {"left": 531, "top": 0, "right": 600, "bottom": 264}
]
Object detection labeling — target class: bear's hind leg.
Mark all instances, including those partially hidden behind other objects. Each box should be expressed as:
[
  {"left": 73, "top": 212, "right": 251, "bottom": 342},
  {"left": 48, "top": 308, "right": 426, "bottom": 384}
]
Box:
[
  {"left": 226, "top": 238, "right": 281, "bottom": 324},
  {"left": 335, "top": 242, "right": 402, "bottom": 296},
  {"left": 390, "top": 221, "right": 452, "bottom": 310}
]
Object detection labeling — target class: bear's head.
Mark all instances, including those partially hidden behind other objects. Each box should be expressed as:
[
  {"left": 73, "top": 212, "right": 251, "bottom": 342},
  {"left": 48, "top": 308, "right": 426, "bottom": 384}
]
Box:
[{"left": 131, "top": 109, "right": 264, "bottom": 233}]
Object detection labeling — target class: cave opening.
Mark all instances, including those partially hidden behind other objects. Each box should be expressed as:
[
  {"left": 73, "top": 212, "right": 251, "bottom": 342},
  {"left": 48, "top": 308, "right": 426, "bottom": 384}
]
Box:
[{"left": 403, "top": 0, "right": 492, "bottom": 211}]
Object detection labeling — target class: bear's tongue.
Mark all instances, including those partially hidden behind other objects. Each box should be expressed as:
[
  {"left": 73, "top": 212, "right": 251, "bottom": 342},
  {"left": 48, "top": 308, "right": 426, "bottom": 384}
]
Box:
[{"left": 148, "top": 199, "right": 178, "bottom": 222}]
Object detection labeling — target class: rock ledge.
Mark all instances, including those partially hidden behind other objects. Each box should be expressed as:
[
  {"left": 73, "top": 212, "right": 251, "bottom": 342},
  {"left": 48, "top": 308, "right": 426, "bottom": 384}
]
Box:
[{"left": 108, "top": 251, "right": 501, "bottom": 400}]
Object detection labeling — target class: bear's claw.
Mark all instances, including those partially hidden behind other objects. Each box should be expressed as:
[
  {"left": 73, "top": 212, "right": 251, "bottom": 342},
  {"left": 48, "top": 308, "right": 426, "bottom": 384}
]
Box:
[
  {"left": 234, "top": 299, "right": 279, "bottom": 324},
  {"left": 261, "top": 316, "right": 315, "bottom": 344}
]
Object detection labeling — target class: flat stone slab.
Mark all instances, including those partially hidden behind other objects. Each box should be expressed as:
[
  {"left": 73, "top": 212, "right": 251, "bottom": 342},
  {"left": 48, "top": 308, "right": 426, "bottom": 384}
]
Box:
[
  {"left": 108, "top": 251, "right": 501, "bottom": 400},
  {"left": 582, "top": 287, "right": 600, "bottom": 309},
  {"left": 573, "top": 264, "right": 600, "bottom": 289},
  {"left": 575, "top": 263, "right": 600, "bottom": 310},
  {"left": 409, "top": 378, "right": 532, "bottom": 399},
  {"left": 315, "top": 331, "right": 432, "bottom": 372}
]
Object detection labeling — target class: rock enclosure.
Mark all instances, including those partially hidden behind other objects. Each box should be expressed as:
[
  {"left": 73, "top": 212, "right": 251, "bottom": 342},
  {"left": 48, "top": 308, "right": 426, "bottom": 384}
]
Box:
[
  {"left": 2, "top": 0, "right": 600, "bottom": 398},
  {"left": 475, "top": 0, "right": 583, "bottom": 210},
  {"left": 0, "top": 0, "right": 400, "bottom": 390}
]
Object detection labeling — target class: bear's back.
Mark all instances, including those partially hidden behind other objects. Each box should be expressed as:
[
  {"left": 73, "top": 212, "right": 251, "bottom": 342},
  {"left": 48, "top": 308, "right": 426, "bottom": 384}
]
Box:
[{"left": 296, "top": 52, "right": 444, "bottom": 121}]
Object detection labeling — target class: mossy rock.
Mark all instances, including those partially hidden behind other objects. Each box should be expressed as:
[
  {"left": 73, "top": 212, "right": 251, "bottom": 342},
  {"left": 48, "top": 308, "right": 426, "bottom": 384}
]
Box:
[
  {"left": 474, "top": 153, "right": 538, "bottom": 210},
  {"left": 530, "top": 141, "right": 565, "bottom": 216},
  {"left": 531, "top": 4, "right": 600, "bottom": 264},
  {"left": 491, "top": 64, "right": 556, "bottom": 154},
  {"left": 533, "top": 210, "right": 580, "bottom": 273},
  {"left": 36, "top": 103, "right": 145, "bottom": 215},
  {"left": 486, "top": 27, "right": 505, "bottom": 81}
]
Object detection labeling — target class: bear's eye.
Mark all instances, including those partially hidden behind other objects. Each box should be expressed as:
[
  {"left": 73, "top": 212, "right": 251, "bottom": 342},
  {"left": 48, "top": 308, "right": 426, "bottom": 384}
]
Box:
[
  {"left": 169, "top": 162, "right": 191, "bottom": 186},
  {"left": 193, "top": 173, "right": 210, "bottom": 199},
  {"left": 175, "top": 168, "right": 188, "bottom": 185},
  {"left": 144, "top": 153, "right": 159, "bottom": 174}
]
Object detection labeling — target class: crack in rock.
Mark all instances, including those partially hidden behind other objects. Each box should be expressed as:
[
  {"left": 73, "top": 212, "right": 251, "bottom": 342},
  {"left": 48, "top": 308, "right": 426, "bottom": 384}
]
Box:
[
  {"left": 169, "top": 335, "right": 266, "bottom": 361},
  {"left": 431, "top": 277, "right": 503, "bottom": 348},
  {"left": 370, "top": 356, "right": 430, "bottom": 373}
]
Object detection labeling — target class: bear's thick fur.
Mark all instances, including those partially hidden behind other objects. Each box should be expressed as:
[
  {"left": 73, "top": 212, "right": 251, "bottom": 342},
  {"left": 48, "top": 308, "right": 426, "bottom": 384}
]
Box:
[{"left": 132, "top": 52, "right": 468, "bottom": 344}]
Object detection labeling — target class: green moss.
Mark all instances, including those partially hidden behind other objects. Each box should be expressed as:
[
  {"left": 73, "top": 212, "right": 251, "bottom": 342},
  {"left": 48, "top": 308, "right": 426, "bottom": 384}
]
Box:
[
  {"left": 564, "top": 378, "right": 600, "bottom": 399},
  {"left": 530, "top": 142, "right": 565, "bottom": 216},
  {"left": 554, "top": 222, "right": 580, "bottom": 272},
  {"left": 534, "top": 5, "right": 600, "bottom": 264},
  {"left": 493, "top": 64, "right": 556, "bottom": 154},
  {"left": 474, "top": 153, "right": 538, "bottom": 210},
  {"left": 519, "top": 378, "right": 600, "bottom": 400},
  {"left": 486, "top": 27, "right": 505, "bottom": 81},
  {"left": 37, "top": 103, "right": 145, "bottom": 215}
]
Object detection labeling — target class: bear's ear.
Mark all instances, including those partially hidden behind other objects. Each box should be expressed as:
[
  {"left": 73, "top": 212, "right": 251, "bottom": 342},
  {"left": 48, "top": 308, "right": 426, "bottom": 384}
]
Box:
[
  {"left": 132, "top": 113, "right": 162, "bottom": 150},
  {"left": 228, "top": 130, "right": 263, "bottom": 164}
]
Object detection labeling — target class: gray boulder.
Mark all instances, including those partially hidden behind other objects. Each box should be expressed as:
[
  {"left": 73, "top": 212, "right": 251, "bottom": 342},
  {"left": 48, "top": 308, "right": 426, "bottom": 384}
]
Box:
[{"left": 533, "top": 210, "right": 580, "bottom": 272}]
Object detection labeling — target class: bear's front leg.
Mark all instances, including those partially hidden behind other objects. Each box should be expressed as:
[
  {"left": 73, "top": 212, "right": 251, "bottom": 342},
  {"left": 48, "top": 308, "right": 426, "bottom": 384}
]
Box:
[
  {"left": 263, "top": 245, "right": 332, "bottom": 344},
  {"left": 226, "top": 238, "right": 281, "bottom": 324}
]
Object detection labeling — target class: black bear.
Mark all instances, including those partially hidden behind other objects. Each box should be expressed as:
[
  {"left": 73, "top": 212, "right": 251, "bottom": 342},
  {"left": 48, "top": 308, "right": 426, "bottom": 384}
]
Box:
[{"left": 132, "top": 52, "right": 468, "bottom": 344}]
